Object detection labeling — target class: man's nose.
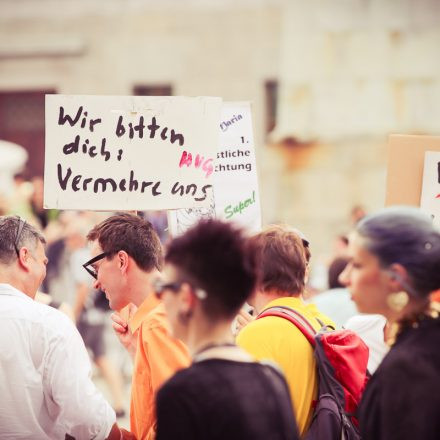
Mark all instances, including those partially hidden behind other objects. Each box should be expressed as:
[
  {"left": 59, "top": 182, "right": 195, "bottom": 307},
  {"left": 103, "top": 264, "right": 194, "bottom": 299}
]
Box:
[{"left": 93, "top": 279, "right": 100, "bottom": 290}]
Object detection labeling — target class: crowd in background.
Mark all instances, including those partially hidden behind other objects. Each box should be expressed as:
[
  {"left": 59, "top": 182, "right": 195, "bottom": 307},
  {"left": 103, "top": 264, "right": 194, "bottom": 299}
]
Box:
[{"left": 1, "top": 173, "right": 440, "bottom": 439}]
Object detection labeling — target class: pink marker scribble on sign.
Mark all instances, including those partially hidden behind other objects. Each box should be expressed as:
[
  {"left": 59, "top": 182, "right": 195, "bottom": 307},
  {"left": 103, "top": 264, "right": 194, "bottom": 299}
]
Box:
[{"left": 179, "top": 151, "right": 213, "bottom": 178}]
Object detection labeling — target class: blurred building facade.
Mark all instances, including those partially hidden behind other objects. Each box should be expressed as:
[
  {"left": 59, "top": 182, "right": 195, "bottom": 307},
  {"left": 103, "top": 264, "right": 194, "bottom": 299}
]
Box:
[{"left": 1, "top": 0, "right": 440, "bottom": 254}]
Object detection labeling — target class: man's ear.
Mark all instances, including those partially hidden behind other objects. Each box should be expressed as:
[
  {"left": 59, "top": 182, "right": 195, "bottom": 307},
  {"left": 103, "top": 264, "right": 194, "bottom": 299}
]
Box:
[
  {"left": 17, "top": 247, "right": 32, "bottom": 272},
  {"left": 117, "top": 250, "right": 130, "bottom": 274}
]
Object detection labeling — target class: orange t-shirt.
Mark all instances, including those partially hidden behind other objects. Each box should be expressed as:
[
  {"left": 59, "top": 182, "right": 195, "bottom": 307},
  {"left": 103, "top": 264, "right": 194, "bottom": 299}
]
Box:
[{"left": 127, "top": 295, "right": 190, "bottom": 439}]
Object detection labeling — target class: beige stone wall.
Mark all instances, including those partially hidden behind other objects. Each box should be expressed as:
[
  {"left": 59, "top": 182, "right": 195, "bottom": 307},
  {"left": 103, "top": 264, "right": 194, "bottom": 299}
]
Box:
[
  {"left": 0, "top": 1, "right": 282, "bottom": 151},
  {"left": 269, "top": 0, "right": 440, "bottom": 259}
]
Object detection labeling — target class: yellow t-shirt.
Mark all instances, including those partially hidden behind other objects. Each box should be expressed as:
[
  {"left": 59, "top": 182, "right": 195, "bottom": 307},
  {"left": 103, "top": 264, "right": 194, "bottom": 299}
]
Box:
[{"left": 236, "top": 296, "right": 335, "bottom": 438}]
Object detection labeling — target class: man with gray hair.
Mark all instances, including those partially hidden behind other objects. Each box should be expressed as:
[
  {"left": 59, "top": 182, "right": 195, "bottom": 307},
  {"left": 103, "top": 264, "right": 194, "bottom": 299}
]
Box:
[{"left": 0, "top": 215, "right": 120, "bottom": 439}]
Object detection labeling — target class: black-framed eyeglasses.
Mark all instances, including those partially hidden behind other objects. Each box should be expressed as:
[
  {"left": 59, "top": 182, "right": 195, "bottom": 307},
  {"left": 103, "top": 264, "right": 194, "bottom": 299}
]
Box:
[
  {"left": 14, "top": 217, "right": 26, "bottom": 258},
  {"left": 153, "top": 279, "right": 183, "bottom": 299},
  {"left": 153, "top": 278, "right": 208, "bottom": 300},
  {"left": 82, "top": 252, "right": 109, "bottom": 279}
]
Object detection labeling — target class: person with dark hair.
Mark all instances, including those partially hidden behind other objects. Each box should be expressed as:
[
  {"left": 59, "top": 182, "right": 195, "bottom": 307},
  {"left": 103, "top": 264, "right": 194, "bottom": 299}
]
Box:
[
  {"left": 328, "top": 256, "right": 349, "bottom": 289},
  {"left": 236, "top": 225, "right": 334, "bottom": 437},
  {"left": 0, "top": 215, "right": 119, "bottom": 439},
  {"left": 310, "top": 256, "right": 358, "bottom": 328},
  {"left": 85, "top": 213, "right": 190, "bottom": 440},
  {"left": 339, "top": 206, "right": 440, "bottom": 440},
  {"left": 155, "top": 219, "right": 299, "bottom": 440}
]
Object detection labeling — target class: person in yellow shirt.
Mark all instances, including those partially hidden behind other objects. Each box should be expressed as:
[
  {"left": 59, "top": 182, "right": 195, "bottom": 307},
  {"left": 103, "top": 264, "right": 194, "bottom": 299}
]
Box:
[
  {"left": 236, "top": 225, "right": 334, "bottom": 437},
  {"left": 84, "top": 213, "right": 190, "bottom": 439}
]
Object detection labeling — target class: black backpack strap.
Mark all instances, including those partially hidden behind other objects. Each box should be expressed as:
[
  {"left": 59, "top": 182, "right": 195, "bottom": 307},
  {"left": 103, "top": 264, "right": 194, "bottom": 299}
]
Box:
[{"left": 257, "top": 306, "right": 317, "bottom": 347}]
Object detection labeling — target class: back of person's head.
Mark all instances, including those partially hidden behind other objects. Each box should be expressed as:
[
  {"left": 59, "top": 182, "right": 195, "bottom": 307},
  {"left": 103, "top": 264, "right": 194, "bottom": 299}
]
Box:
[
  {"left": 328, "top": 256, "right": 349, "bottom": 289},
  {"left": 165, "top": 219, "right": 257, "bottom": 320},
  {"left": 87, "top": 213, "right": 163, "bottom": 272},
  {"left": 0, "top": 215, "right": 45, "bottom": 265},
  {"left": 250, "top": 224, "right": 307, "bottom": 296},
  {"left": 356, "top": 206, "right": 440, "bottom": 298}
]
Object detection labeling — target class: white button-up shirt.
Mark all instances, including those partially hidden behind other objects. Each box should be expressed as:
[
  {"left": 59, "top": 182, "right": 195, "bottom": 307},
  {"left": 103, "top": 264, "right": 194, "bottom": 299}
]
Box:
[{"left": 0, "top": 283, "right": 115, "bottom": 439}]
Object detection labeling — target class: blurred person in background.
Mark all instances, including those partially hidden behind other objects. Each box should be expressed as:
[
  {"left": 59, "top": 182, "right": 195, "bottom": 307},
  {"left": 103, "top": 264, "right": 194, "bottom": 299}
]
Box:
[
  {"left": 66, "top": 218, "right": 126, "bottom": 418},
  {"left": 35, "top": 289, "right": 75, "bottom": 320},
  {"left": 236, "top": 225, "right": 334, "bottom": 437},
  {"left": 340, "top": 206, "right": 440, "bottom": 440},
  {"left": 85, "top": 213, "right": 190, "bottom": 440},
  {"left": 6, "top": 173, "right": 35, "bottom": 221},
  {"left": 350, "top": 204, "right": 367, "bottom": 225},
  {"left": 306, "top": 233, "right": 349, "bottom": 295},
  {"left": 0, "top": 215, "right": 120, "bottom": 439},
  {"left": 155, "top": 219, "right": 299, "bottom": 440},
  {"left": 143, "top": 210, "right": 169, "bottom": 243},
  {"left": 344, "top": 314, "right": 389, "bottom": 374},
  {"left": 309, "top": 256, "right": 357, "bottom": 328},
  {"left": 30, "top": 176, "right": 58, "bottom": 229}
]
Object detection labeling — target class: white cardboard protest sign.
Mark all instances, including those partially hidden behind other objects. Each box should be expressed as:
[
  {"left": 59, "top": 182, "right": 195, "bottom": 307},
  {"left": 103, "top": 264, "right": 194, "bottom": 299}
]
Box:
[
  {"left": 168, "top": 102, "right": 261, "bottom": 235},
  {"left": 420, "top": 151, "right": 440, "bottom": 226},
  {"left": 44, "top": 95, "right": 222, "bottom": 210}
]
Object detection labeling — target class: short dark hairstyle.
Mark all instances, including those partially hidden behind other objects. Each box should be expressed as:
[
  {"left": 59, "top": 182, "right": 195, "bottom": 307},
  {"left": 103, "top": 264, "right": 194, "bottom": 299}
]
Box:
[
  {"left": 250, "top": 225, "right": 307, "bottom": 296},
  {"left": 328, "top": 256, "right": 349, "bottom": 289},
  {"left": 87, "top": 213, "right": 163, "bottom": 272},
  {"left": 165, "top": 219, "right": 257, "bottom": 319},
  {"left": 356, "top": 206, "right": 440, "bottom": 298},
  {"left": 0, "top": 215, "right": 46, "bottom": 265}
]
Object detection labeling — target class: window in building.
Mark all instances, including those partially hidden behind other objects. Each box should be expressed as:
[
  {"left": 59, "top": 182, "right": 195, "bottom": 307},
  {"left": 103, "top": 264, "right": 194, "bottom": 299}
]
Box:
[{"left": 0, "top": 89, "right": 56, "bottom": 178}]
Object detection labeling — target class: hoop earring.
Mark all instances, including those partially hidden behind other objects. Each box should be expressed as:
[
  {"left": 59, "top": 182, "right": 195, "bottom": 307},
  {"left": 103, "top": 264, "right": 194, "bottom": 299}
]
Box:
[{"left": 386, "top": 291, "right": 409, "bottom": 312}]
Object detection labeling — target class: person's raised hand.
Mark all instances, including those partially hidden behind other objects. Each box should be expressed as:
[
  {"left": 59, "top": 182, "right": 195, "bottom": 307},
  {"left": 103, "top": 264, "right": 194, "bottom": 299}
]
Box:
[
  {"left": 234, "top": 307, "right": 255, "bottom": 335},
  {"left": 111, "top": 303, "right": 138, "bottom": 359}
]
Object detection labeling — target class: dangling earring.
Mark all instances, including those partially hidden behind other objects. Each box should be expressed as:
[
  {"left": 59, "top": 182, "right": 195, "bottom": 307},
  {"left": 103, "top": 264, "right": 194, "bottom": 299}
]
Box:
[{"left": 387, "top": 291, "right": 409, "bottom": 312}]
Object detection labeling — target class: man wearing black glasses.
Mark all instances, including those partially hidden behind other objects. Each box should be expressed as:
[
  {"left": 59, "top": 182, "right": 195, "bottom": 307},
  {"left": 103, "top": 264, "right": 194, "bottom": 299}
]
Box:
[
  {"left": 0, "top": 215, "right": 120, "bottom": 439},
  {"left": 85, "top": 213, "right": 190, "bottom": 440}
]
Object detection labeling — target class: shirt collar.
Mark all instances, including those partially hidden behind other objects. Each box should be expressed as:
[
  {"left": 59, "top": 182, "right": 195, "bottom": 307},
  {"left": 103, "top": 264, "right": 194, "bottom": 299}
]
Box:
[
  {"left": 0, "top": 283, "right": 32, "bottom": 301},
  {"left": 129, "top": 293, "right": 161, "bottom": 333}
]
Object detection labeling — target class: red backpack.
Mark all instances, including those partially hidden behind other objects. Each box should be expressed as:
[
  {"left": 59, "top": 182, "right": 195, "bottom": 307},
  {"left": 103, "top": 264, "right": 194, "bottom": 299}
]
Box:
[{"left": 258, "top": 306, "right": 369, "bottom": 440}]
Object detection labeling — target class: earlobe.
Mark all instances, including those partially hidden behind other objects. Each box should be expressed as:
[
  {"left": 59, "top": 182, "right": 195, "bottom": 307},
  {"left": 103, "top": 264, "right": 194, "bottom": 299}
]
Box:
[{"left": 118, "top": 251, "right": 129, "bottom": 273}]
